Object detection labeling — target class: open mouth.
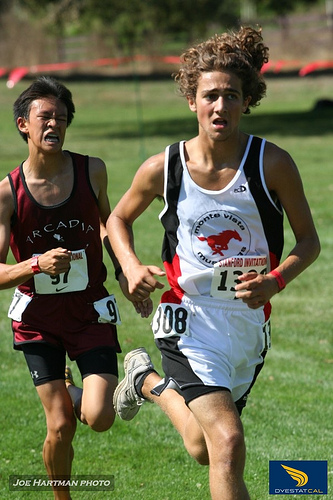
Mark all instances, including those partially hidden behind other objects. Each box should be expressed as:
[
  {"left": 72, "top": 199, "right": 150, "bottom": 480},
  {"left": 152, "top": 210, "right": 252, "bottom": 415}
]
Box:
[
  {"left": 45, "top": 133, "right": 59, "bottom": 143},
  {"left": 213, "top": 118, "right": 227, "bottom": 127}
]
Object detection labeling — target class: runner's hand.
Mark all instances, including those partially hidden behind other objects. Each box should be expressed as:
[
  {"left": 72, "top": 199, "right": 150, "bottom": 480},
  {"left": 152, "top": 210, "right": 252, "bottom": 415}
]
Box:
[
  {"left": 125, "top": 264, "right": 165, "bottom": 301},
  {"left": 118, "top": 270, "right": 158, "bottom": 317},
  {"left": 38, "top": 248, "right": 71, "bottom": 276},
  {"left": 235, "top": 272, "right": 280, "bottom": 309}
]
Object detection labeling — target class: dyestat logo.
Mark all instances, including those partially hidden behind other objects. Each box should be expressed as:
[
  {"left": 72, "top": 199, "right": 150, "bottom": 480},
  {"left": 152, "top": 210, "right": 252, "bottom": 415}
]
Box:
[
  {"left": 281, "top": 464, "right": 308, "bottom": 486},
  {"left": 269, "top": 461, "right": 328, "bottom": 495}
]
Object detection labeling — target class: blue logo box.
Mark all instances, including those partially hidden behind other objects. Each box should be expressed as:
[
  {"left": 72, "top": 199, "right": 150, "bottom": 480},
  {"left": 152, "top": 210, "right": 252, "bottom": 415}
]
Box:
[{"left": 269, "top": 460, "right": 327, "bottom": 495}]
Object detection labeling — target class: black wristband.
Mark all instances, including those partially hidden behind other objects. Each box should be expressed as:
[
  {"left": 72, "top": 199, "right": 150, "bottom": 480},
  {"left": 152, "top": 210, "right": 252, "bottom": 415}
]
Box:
[{"left": 115, "top": 266, "right": 123, "bottom": 281}]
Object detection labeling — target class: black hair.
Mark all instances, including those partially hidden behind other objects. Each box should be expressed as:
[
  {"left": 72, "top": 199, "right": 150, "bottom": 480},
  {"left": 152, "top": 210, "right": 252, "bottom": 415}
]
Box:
[{"left": 13, "top": 76, "right": 75, "bottom": 142}]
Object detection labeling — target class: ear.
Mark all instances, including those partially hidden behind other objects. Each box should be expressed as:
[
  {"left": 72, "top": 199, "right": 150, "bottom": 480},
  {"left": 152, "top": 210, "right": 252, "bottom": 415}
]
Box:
[
  {"left": 17, "top": 116, "right": 29, "bottom": 135},
  {"left": 242, "top": 96, "right": 252, "bottom": 113},
  {"left": 187, "top": 96, "right": 197, "bottom": 113}
]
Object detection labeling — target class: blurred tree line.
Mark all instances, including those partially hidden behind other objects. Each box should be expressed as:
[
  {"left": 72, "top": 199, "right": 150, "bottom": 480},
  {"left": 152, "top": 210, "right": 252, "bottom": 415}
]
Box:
[{"left": 0, "top": 0, "right": 328, "bottom": 66}]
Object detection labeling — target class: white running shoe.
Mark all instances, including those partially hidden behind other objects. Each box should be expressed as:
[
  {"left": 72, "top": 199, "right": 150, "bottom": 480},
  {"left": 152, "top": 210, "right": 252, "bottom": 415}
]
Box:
[{"left": 113, "top": 347, "right": 154, "bottom": 421}]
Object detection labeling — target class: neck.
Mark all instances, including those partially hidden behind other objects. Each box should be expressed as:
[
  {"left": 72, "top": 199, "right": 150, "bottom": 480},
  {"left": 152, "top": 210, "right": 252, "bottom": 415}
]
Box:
[
  {"left": 23, "top": 150, "right": 69, "bottom": 179},
  {"left": 189, "top": 131, "right": 249, "bottom": 170}
]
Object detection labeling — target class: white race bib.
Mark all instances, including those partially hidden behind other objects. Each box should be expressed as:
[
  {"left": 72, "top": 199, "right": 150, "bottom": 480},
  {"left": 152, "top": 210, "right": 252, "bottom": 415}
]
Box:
[
  {"left": 152, "top": 303, "right": 191, "bottom": 339},
  {"left": 8, "top": 288, "right": 32, "bottom": 322},
  {"left": 93, "top": 295, "right": 121, "bottom": 325},
  {"left": 211, "top": 255, "right": 267, "bottom": 300},
  {"left": 34, "top": 249, "right": 89, "bottom": 294}
]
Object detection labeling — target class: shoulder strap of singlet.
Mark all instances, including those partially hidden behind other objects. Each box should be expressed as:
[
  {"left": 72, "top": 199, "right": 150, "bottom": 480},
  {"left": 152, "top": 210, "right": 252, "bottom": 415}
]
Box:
[
  {"left": 67, "top": 151, "right": 99, "bottom": 203},
  {"left": 243, "top": 136, "right": 282, "bottom": 213},
  {"left": 161, "top": 142, "right": 183, "bottom": 263},
  {"left": 7, "top": 169, "right": 19, "bottom": 227},
  {"left": 244, "top": 136, "right": 284, "bottom": 261},
  {"left": 243, "top": 135, "right": 261, "bottom": 182},
  {"left": 166, "top": 142, "right": 183, "bottom": 201}
]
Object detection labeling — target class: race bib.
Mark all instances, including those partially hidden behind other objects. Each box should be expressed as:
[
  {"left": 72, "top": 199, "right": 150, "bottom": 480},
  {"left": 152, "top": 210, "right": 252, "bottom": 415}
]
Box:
[
  {"left": 93, "top": 295, "right": 121, "bottom": 325},
  {"left": 152, "top": 303, "right": 191, "bottom": 339},
  {"left": 263, "top": 319, "right": 271, "bottom": 350},
  {"left": 8, "top": 288, "right": 32, "bottom": 322},
  {"left": 211, "top": 255, "right": 267, "bottom": 300},
  {"left": 34, "top": 249, "right": 88, "bottom": 294}
]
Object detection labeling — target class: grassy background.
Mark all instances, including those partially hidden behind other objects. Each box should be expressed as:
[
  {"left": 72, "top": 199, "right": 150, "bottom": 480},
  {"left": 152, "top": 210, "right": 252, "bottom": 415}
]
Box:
[{"left": 0, "top": 73, "right": 332, "bottom": 499}]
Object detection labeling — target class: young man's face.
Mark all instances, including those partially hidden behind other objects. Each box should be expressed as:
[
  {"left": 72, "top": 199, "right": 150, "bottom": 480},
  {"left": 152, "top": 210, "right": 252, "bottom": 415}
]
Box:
[
  {"left": 18, "top": 96, "right": 68, "bottom": 152},
  {"left": 187, "top": 71, "right": 251, "bottom": 142}
]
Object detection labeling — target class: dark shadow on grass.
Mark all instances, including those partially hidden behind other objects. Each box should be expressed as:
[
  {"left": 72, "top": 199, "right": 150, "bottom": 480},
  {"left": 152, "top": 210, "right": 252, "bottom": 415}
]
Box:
[
  {"left": 241, "top": 107, "right": 332, "bottom": 137},
  {"left": 77, "top": 107, "right": 332, "bottom": 140}
]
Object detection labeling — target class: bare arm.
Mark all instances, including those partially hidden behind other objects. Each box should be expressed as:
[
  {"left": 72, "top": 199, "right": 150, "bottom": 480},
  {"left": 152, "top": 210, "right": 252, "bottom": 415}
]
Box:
[
  {"left": 106, "top": 152, "right": 166, "bottom": 309},
  {"left": 89, "top": 155, "right": 155, "bottom": 317},
  {"left": 0, "top": 177, "right": 72, "bottom": 289},
  {"left": 88, "top": 156, "right": 117, "bottom": 263},
  {"left": 235, "top": 142, "right": 320, "bottom": 308}
]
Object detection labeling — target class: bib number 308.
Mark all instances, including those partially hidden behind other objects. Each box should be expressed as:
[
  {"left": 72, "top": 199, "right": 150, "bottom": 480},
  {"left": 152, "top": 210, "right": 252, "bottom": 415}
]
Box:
[{"left": 152, "top": 303, "right": 190, "bottom": 339}]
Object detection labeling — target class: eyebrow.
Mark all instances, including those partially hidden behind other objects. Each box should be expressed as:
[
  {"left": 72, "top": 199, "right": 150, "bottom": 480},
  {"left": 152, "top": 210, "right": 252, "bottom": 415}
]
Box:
[
  {"left": 38, "top": 111, "right": 68, "bottom": 118},
  {"left": 201, "top": 86, "right": 241, "bottom": 95}
]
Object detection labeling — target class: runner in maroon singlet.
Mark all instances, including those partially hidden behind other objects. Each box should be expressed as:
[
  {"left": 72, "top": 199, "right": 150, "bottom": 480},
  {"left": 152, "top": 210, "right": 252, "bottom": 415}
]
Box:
[{"left": 0, "top": 76, "right": 150, "bottom": 500}]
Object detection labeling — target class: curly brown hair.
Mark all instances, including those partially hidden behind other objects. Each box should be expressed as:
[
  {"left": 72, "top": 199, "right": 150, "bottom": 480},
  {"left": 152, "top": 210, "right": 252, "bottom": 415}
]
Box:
[{"left": 174, "top": 26, "right": 269, "bottom": 114}]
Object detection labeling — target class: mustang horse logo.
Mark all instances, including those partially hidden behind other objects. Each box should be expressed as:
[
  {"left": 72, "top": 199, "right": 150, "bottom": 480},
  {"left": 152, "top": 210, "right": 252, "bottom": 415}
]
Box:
[{"left": 197, "top": 229, "right": 242, "bottom": 256}]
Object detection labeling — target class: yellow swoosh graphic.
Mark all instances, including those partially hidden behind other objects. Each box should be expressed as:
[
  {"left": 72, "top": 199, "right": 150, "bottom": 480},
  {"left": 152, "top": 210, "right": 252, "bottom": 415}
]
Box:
[{"left": 281, "top": 464, "right": 309, "bottom": 486}]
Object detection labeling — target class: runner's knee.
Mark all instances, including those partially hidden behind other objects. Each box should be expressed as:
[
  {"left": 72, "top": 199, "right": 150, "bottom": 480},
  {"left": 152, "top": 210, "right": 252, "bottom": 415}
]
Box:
[
  {"left": 85, "top": 407, "right": 115, "bottom": 432},
  {"left": 186, "top": 441, "right": 209, "bottom": 465},
  {"left": 46, "top": 415, "right": 76, "bottom": 445},
  {"left": 183, "top": 431, "right": 209, "bottom": 465},
  {"left": 211, "top": 427, "right": 246, "bottom": 467}
]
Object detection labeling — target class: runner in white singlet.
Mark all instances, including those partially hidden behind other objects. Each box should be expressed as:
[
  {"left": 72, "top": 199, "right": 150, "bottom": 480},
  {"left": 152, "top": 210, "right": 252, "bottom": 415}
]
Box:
[{"left": 108, "top": 27, "right": 320, "bottom": 500}]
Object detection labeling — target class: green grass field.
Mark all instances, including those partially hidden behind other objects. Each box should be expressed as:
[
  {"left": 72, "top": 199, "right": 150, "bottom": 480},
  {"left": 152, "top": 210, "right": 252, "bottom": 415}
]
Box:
[{"left": 0, "top": 73, "right": 332, "bottom": 500}]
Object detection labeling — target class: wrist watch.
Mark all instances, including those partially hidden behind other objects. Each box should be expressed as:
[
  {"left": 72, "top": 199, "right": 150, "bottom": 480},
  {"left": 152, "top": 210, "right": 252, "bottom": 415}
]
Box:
[{"left": 31, "top": 256, "right": 41, "bottom": 274}]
